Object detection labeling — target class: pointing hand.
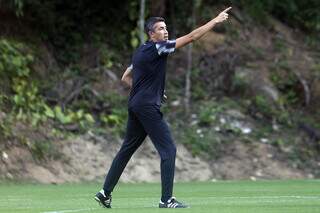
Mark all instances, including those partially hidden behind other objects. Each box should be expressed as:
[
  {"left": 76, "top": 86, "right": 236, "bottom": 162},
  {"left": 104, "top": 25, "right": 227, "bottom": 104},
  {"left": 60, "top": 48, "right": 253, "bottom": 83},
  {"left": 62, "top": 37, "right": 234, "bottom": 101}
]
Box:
[{"left": 215, "top": 7, "right": 232, "bottom": 23}]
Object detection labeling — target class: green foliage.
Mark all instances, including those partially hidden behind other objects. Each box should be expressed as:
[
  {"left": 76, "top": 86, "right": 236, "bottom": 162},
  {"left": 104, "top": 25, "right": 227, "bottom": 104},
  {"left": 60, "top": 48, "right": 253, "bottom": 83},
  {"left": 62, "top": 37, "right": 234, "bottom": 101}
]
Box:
[
  {"left": 273, "top": 37, "right": 287, "bottom": 53},
  {"left": 237, "top": 0, "right": 272, "bottom": 25},
  {"left": 177, "top": 98, "right": 246, "bottom": 157},
  {"left": 0, "top": 0, "right": 318, "bottom": 162},
  {"left": 191, "top": 68, "right": 207, "bottom": 100},
  {"left": 252, "top": 94, "right": 292, "bottom": 126},
  {"left": 27, "top": 139, "right": 60, "bottom": 160},
  {"left": 270, "top": 64, "right": 300, "bottom": 106},
  {"left": 198, "top": 101, "right": 223, "bottom": 126},
  {"left": 0, "top": 39, "right": 52, "bottom": 126},
  {"left": 180, "top": 125, "right": 224, "bottom": 157},
  {"left": 251, "top": 123, "right": 273, "bottom": 139},
  {"left": 130, "top": 29, "right": 139, "bottom": 49},
  {"left": 99, "top": 93, "right": 128, "bottom": 136},
  {"left": 0, "top": 39, "right": 33, "bottom": 78},
  {"left": 0, "top": 39, "right": 96, "bottom": 131},
  {"left": 0, "top": 0, "right": 25, "bottom": 16},
  {"left": 225, "top": 24, "right": 241, "bottom": 40},
  {"left": 269, "top": 0, "right": 320, "bottom": 33},
  {"left": 53, "top": 106, "right": 95, "bottom": 129},
  {"left": 0, "top": 94, "right": 9, "bottom": 109},
  {"left": 311, "top": 63, "right": 320, "bottom": 80},
  {"left": 19, "top": 1, "right": 136, "bottom": 65},
  {"left": 228, "top": 0, "right": 320, "bottom": 33},
  {"left": 271, "top": 138, "right": 287, "bottom": 148},
  {"left": 0, "top": 115, "right": 13, "bottom": 140},
  {"left": 254, "top": 95, "right": 274, "bottom": 116},
  {"left": 231, "top": 71, "right": 249, "bottom": 94},
  {"left": 99, "top": 48, "right": 115, "bottom": 69},
  {"left": 0, "top": 39, "right": 41, "bottom": 114}
]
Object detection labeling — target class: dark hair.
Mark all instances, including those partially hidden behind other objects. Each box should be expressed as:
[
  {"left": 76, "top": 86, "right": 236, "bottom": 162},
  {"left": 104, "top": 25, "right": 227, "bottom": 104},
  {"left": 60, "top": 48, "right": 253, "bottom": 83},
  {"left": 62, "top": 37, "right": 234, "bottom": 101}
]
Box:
[{"left": 144, "top": 17, "right": 165, "bottom": 37}]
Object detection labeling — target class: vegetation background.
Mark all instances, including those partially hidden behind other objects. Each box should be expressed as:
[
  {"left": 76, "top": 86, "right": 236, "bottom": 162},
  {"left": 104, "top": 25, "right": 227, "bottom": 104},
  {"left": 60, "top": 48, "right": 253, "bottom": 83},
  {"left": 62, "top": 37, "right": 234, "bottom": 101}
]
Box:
[{"left": 0, "top": 0, "right": 320, "bottom": 182}]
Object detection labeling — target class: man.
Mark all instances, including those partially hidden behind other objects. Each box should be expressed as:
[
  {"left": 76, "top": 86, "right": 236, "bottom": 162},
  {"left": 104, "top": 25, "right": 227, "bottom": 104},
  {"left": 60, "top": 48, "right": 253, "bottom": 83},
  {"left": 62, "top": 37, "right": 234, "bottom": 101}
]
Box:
[{"left": 95, "top": 7, "right": 231, "bottom": 209}]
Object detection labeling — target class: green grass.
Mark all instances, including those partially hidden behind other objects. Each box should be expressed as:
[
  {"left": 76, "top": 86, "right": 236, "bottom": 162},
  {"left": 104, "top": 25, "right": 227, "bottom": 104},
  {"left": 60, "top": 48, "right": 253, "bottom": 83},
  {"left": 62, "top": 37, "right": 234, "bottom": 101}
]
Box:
[{"left": 0, "top": 180, "right": 320, "bottom": 213}]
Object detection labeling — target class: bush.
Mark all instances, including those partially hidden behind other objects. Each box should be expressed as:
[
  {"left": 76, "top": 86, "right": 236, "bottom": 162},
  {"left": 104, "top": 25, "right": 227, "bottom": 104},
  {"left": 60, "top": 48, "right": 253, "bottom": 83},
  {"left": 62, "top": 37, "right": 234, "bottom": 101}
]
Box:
[
  {"left": 0, "top": 39, "right": 96, "bottom": 130},
  {"left": 180, "top": 125, "right": 224, "bottom": 158},
  {"left": 198, "top": 101, "right": 223, "bottom": 126},
  {"left": 0, "top": 39, "right": 44, "bottom": 116},
  {"left": 99, "top": 93, "right": 128, "bottom": 136},
  {"left": 228, "top": 0, "right": 320, "bottom": 33},
  {"left": 269, "top": 63, "right": 301, "bottom": 106}
]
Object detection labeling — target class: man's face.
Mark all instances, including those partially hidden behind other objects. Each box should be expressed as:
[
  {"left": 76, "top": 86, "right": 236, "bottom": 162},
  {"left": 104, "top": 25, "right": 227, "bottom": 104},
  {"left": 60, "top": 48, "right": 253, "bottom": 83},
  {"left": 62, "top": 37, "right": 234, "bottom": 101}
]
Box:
[{"left": 150, "top": 21, "right": 168, "bottom": 42}]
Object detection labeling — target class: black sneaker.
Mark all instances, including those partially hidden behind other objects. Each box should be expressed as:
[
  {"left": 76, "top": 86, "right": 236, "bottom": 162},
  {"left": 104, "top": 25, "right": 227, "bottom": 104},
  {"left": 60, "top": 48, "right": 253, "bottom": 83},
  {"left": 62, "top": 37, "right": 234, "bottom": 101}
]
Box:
[
  {"left": 159, "top": 197, "right": 189, "bottom": 208},
  {"left": 94, "top": 190, "right": 112, "bottom": 208}
]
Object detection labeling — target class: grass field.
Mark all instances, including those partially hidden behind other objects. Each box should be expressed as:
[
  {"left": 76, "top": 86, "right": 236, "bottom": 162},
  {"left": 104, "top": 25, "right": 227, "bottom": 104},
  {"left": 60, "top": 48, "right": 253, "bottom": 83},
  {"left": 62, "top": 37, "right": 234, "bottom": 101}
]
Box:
[{"left": 0, "top": 180, "right": 319, "bottom": 213}]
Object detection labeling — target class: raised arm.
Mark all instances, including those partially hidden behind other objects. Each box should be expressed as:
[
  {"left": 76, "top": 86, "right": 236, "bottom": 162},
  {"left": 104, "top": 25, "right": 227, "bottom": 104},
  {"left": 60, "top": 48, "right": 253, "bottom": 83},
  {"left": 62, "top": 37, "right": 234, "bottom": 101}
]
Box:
[
  {"left": 175, "top": 7, "right": 232, "bottom": 49},
  {"left": 121, "top": 65, "right": 133, "bottom": 88}
]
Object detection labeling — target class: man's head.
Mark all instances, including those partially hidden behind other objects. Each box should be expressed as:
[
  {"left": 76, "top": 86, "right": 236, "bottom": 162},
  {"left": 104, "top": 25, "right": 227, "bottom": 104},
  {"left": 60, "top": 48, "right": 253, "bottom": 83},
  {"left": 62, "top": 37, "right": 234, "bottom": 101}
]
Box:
[{"left": 145, "top": 17, "right": 168, "bottom": 42}]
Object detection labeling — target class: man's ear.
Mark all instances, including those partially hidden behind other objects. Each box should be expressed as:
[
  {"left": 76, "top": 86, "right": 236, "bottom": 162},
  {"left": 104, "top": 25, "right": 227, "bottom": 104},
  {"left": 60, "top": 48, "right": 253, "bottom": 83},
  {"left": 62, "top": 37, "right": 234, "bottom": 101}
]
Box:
[{"left": 148, "top": 31, "right": 154, "bottom": 38}]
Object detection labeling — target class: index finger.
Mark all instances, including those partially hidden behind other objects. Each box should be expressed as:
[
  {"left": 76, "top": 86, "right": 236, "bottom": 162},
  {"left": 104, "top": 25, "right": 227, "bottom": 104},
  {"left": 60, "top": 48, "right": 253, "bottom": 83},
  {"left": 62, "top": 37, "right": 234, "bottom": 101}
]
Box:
[{"left": 222, "top": 7, "right": 232, "bottom": 13}]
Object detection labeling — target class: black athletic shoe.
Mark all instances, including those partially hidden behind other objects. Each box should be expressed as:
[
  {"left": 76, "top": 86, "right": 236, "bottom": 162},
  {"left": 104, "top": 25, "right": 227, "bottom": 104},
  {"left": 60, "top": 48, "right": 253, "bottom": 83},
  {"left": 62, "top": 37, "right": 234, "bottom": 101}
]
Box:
[
  {"left": 159, "top": 197, "right": 189, "bottom": 208},
  {"left": 94, "top": 190, "right": 112, "bottom": 208}
]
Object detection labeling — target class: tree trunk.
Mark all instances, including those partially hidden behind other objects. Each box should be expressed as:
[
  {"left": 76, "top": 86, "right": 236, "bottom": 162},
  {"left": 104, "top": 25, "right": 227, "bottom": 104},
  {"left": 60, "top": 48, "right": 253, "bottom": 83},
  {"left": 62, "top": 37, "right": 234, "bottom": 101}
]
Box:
[
  {"left": 184, "top": 43, "right": 193, "bottom": 115},
  {"left": 169, "top": 0, "right": 176, "bottom": 38},
  {"left": 184, "top": 0, "right": 197, "bottom": 115},
  {"left": 139, "top": 0, "right": 146, "bottom": 45}
]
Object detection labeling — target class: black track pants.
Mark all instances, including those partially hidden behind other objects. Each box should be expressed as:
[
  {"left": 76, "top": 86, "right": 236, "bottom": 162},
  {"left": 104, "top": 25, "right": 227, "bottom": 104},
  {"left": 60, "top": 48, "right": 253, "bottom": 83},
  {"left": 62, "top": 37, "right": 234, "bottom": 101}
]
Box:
[{"left": 103, "top": 105, "right": 176, "bottom": 202}]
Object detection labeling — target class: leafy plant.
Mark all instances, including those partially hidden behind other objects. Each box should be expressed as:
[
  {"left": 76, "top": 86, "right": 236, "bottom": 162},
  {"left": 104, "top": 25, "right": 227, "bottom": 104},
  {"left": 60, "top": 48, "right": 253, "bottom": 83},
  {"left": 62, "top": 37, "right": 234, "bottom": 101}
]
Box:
[
  {"left": 0, "top": 39, "right": 96, "bottom": 129},
  {"left": 0, "top": 115, "right": 13, "bottom": 140},
  {"left": 198, "top": 101, "right": 223, "bottom": 126},
  {"left": 99, "top": 47, "right": 115, "bottom": 69},
  {"left": 96, "top": 93, "right": 128, "bottom": 136},
  {"left": 0, "top": 39, "right": 51, "bottom": 125},
  {"left": 254, "top": 95, "right": 273, "bottom": 116},
  {"left": 54, "top": 106, "right": 95, "bottom": 129},
  {"left": 270, "top": 63, "right": 300, "bottom": 106},
  {"left": 228, "top": 0, "right": 320, "bottom": 34},
  {"left": 179, "top": 124, "right": 226, "bottom": 158},
  {"left": 27, "top": 139, "right": 60, "bottom": 160}
]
